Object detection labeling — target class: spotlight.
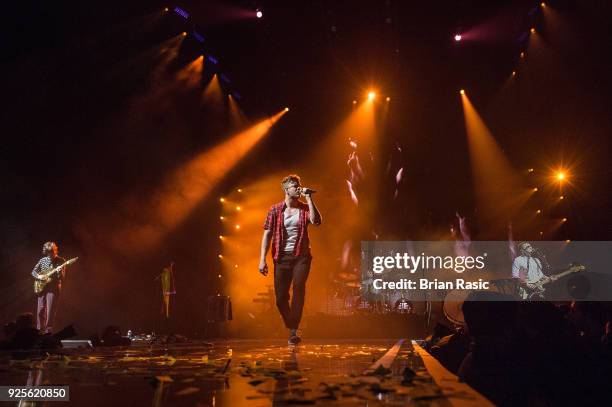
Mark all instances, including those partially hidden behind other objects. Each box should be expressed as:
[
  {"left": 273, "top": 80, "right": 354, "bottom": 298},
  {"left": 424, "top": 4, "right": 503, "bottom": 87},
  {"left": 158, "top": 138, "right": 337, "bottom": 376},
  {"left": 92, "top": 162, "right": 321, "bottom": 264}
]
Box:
[
  {"left": 520, "top": 52, "right": 525, "bottom": 58},
  {"left": 218, "top": 254, "right": 223, "bottom": 259},
  {"left": 560, "top": 196, "right": 564, "bottom": 200},
  {"left": 386, "top": 96, "right": 391, "bottom": 102},
  {"left": 536, "top": 209, "right": 542, "bottom": 214},
  {"left": 565, "top": 239, "right": 571, "bottom": 243},
  {"left": 352, "top": 100, "right": 357, "bottom": 105},
  {"left": 284, "top": 107, "right": 289, "bottom": 112},
  {"left": 219, "top": 216, "right": 224, "bottom": 220},
  {"left": 219, "top": 197, "right": 225, "bottom": 202},
  {"left": 512, "top": 71, "right": 516, "bottom": 77},
  {"left": 556, "top": 171, "right": 566, "bottom": 181},
  {"left": 533, "top": 187, "right": 538, "bottom": 192},
  {"left": 454, "top": 34, "right": 462, "bottom": 42},
  {"left": 528, "top": 168, "right": 534, "bottom": 172},
  {"left": 235, "top": 225, "right": 241, "bottom": 230},
  {"left": 562, "top": 218, "right": 568, "bottom": 222},
  {"left": 218, "top": 274, "right": 222, "bottom": 278},
  {"left": 234, "top": 264, "right": 239, "bottom": 268},
  {"left": 164, "top": 7, "right": 169, "bottom": 12},
  {"left": 530, "top": 28, "right": 536, "bottom": 34},
  {"left": 367, "top": 91, "right": 376, "bottom": 101},
  {"left": 236, "top": 206, "right": 241, "bottom": 211},
  {"left": 237, "top": 189, "right": 242, "bottom": 193},
  {"left": 182, "top": 31, "right": 187, "bottom": 37},
  {"left": 256, "top": 9, "right": 263, "bottom": 18},
  {"left": 541, "top": 2, "right": 546, "bottom": 8},
  {"left": 460, "top": 89, "right": 465, "bottom": 95},
  {"left": 219, "top": 235, "right": 224, "bottom": 240}
]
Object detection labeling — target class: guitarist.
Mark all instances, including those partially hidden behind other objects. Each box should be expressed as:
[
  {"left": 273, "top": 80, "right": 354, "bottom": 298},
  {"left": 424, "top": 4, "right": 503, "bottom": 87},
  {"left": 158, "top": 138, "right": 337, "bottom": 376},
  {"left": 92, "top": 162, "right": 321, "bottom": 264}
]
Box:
[
  {"left": 31, "top": 242, "right": 66, "bottom": 334},
  {"left": 512, "top": 241, "right": 556, "bottom": 299}
]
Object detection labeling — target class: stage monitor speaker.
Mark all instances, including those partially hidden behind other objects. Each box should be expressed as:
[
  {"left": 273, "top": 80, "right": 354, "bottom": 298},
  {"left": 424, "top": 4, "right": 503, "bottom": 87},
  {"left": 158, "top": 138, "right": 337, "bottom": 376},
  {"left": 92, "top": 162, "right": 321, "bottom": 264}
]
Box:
[{"left": 61, "top": 340, "right": 93, "bottom": 349}]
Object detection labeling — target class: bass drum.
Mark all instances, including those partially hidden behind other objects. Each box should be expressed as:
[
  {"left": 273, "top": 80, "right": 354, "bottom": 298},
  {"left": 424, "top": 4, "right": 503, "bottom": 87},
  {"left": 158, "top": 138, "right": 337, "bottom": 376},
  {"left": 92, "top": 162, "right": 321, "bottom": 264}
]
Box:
[{"left": 442, "top": 289, "right": 472, "bottom": 327}]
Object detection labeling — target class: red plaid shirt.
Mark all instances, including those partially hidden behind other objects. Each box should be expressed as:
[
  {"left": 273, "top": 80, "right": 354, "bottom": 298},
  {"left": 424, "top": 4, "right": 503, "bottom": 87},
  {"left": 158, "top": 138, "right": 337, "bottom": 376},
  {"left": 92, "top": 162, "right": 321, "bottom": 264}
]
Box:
[{"left": 263, "top": 200, "right": 313, "bottom": 262}]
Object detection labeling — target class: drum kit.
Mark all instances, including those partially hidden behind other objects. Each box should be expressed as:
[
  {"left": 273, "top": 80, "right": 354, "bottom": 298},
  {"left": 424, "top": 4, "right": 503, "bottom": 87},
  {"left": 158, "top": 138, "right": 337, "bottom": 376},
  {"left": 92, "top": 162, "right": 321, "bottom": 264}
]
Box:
[
  {"left": 332, "top": 273, "right": 522, "bottom": 324},
  {"left": 329, "top": 271, "right": 416, "bottom": 315}
]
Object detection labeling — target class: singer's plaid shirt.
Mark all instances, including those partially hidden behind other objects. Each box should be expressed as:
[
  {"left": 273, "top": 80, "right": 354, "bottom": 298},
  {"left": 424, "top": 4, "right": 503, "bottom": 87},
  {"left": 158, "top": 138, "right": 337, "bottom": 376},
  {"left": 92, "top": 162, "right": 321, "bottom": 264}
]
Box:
[{"left": 263, "top": 201, "right": 313, "bottom": 262}]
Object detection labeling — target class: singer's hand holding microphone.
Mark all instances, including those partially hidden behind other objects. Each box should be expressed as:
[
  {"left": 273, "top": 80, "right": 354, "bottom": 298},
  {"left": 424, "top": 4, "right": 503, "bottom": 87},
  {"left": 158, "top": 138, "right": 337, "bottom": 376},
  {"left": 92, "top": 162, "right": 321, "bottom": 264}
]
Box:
[{"left": 298, "top": 187, "right": 317, "bottom": 197}]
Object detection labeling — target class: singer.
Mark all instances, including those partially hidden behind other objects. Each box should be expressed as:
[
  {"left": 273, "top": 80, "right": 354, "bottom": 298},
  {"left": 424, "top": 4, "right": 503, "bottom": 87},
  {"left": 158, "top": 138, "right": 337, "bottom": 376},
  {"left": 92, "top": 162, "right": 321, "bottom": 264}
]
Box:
[{"left": 258, "top": 174, "right": 322, "bottom": 345}]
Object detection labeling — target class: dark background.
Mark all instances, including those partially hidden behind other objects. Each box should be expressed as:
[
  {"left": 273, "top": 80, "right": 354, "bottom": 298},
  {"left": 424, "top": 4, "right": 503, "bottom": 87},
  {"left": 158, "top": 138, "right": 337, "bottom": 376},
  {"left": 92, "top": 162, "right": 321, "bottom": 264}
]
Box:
[{"left": 1, "top": 0, "right": 611, "bottom": 335}]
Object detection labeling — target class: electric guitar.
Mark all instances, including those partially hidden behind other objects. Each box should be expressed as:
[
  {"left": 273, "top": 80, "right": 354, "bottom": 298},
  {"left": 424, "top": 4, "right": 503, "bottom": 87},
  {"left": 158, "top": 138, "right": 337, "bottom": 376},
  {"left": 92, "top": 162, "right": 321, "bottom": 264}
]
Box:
[
  {"left": 519, "top": 263, "right": 585, "bottom": 299},
  {"left": 33, "top": 257, "right": 78, "bottom": 294}
]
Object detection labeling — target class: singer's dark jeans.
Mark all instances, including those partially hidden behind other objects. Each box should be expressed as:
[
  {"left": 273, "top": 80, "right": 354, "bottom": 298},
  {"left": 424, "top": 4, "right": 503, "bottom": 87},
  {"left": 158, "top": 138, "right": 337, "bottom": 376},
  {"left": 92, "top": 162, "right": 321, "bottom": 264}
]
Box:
[{"left": 274, "top": 253, "right": 312, "bottom": 330}]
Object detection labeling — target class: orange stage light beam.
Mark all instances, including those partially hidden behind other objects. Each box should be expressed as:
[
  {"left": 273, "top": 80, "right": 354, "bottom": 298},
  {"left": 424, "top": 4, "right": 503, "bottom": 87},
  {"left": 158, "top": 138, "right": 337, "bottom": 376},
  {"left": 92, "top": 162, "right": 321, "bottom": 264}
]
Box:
[
  {"left": 202, "top": 73, "right": 223, "bottom": 104},
  {"left": 228, "top": 94, "right": 248, "bottom": 128},
  {"left": 176, "top": 55, "right": 204, "bottom": 88},
  {"left": 461, "top": 92, "right": 523, "bottom": 225},
  {"left": 113, "top": 109, "right": 287, "bottom": 252}
]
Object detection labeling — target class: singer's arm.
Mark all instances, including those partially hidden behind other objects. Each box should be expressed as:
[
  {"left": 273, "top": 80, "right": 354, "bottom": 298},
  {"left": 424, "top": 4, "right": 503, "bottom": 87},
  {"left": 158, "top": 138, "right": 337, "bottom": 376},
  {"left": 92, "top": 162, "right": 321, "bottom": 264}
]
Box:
[
  {"left": 305, "top": 195, "right": 322, "bottom": 226},
  {"left": 259, "top": 229, "right": 272, "bottom": 274}
]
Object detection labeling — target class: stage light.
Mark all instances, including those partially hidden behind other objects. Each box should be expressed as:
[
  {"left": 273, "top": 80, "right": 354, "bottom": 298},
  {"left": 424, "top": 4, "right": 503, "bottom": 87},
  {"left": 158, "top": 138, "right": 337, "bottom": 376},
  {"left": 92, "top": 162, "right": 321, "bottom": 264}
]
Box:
[
  {"left": 540, "top": 231, "right": 544, "bottom": 235},
  {"left": 528, "top": 168, "right": 534, "bottom": 172},
  {"left": 237, "top": 189, "right": 242, "bottom": 193},
  {"left": 218, "top": 254, "right": 223, "bottom": 259},
  {"left": 193, "top": 30, "right": 205, "bottom": 43},
  {"left": 386, "top": 96, "right": 391, "bottom": 102},
  {"left": 352, "top": 100, "right": 357, "bottom": 105},
  {"left": 367, "top": 91, "right": 376, "bottom": 101},
  {"left": 182, "top": 31, "right": 187, "bottom": 37},
  {"left": 219, "top": 216, "right": 224, "bottom": 220},
  {"left": 460, "top": 89, "right": 465, "bottom": 95},
  {"left": 219, "top": 235, "right": 224, "bottom": 240},
  {"left": 256, "top": 10, "right": 263, "bottom": 18},
  {"left": 530, "top": 28, "right": 536, "bottom": 34},
  {"left": 520, "top": 52, "right": 525, "bottom": 58},
  {"left": 562, "top": 218, "right": 567, "bottom": 222},
  {"left": 559, "top": 196, "right": 564, "bottom": 200},
  {"left": 219, "top": 197, "right": 225, "bottom": 202},
  {"left": 234, "top": 264, "right": 239, "bottom": 268},
  {"left": 164, "top": 7, "right": 169, "bottom": 12},
  {"left": 236, "top": 206, "right": 241, "bottom": 211},
  {"left": 565, "top": 239, "right": 570, "bottom": 243},
  {"left": 218, "top": 274, "right": 222, "bottom": 278},
  {"left": 235, "top": 225, "right": 241, "bottom": 230},
  {"left": 533, "top": 187, "right": 538, "bottom": 192},
  {"left": 174, "top": 7, "right": 190, "bottom": 19},
  {"left": 512, "top": 71, "right": 516, "bottom": 77},
  {"left": 541, "top": 2, "right": 546, "bottom": 8},
  {"left": 454, "top": 34, "right": 462, "bottom": 42},
  {"left": 536, "top": 209, "right": 542, "bottom": 214},
  {"left": 284, "top": 107, "right": 289, "bottom": 112},
  {"left": 556, "top": 171, "right": 565, "bottom": 181}
]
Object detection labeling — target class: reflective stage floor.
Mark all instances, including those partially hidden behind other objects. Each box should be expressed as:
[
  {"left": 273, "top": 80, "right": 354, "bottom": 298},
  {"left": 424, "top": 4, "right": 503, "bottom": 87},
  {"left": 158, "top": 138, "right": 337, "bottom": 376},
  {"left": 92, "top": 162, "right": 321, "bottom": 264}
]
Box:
[{"left": 1, "top": 339, "right": 489, "bottom": 406}]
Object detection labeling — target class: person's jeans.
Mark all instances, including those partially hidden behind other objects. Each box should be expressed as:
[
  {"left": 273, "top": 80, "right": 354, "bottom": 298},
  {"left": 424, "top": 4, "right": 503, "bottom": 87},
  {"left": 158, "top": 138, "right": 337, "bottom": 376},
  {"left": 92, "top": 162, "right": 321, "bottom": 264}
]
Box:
[
  {"left": 274, "top": 254, "right": 311, "bottom": 330},
  {"left": 37, "top": 290, "right": 58, "bottom": 333}
]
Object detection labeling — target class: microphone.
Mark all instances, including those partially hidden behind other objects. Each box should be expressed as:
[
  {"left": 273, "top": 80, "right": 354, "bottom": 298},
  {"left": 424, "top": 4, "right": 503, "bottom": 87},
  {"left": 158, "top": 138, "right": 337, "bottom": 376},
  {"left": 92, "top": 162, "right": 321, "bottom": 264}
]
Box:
[{"left": 300, "top": 187, "right": 317, "bottom": 195}]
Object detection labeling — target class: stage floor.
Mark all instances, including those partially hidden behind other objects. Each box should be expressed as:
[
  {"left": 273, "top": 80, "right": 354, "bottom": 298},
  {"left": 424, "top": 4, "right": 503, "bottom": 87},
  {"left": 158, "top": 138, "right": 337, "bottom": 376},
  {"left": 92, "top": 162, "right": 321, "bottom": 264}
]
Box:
[{"left": 0, "top": 339, "right": 485, "bottom": 406}]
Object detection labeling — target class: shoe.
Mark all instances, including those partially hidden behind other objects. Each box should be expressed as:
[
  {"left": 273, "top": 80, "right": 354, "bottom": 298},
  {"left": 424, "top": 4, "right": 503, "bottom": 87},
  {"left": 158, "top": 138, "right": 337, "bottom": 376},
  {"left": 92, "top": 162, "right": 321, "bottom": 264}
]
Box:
[{"left": 288, "top": 335, "right": 302, "bottom": 345}]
